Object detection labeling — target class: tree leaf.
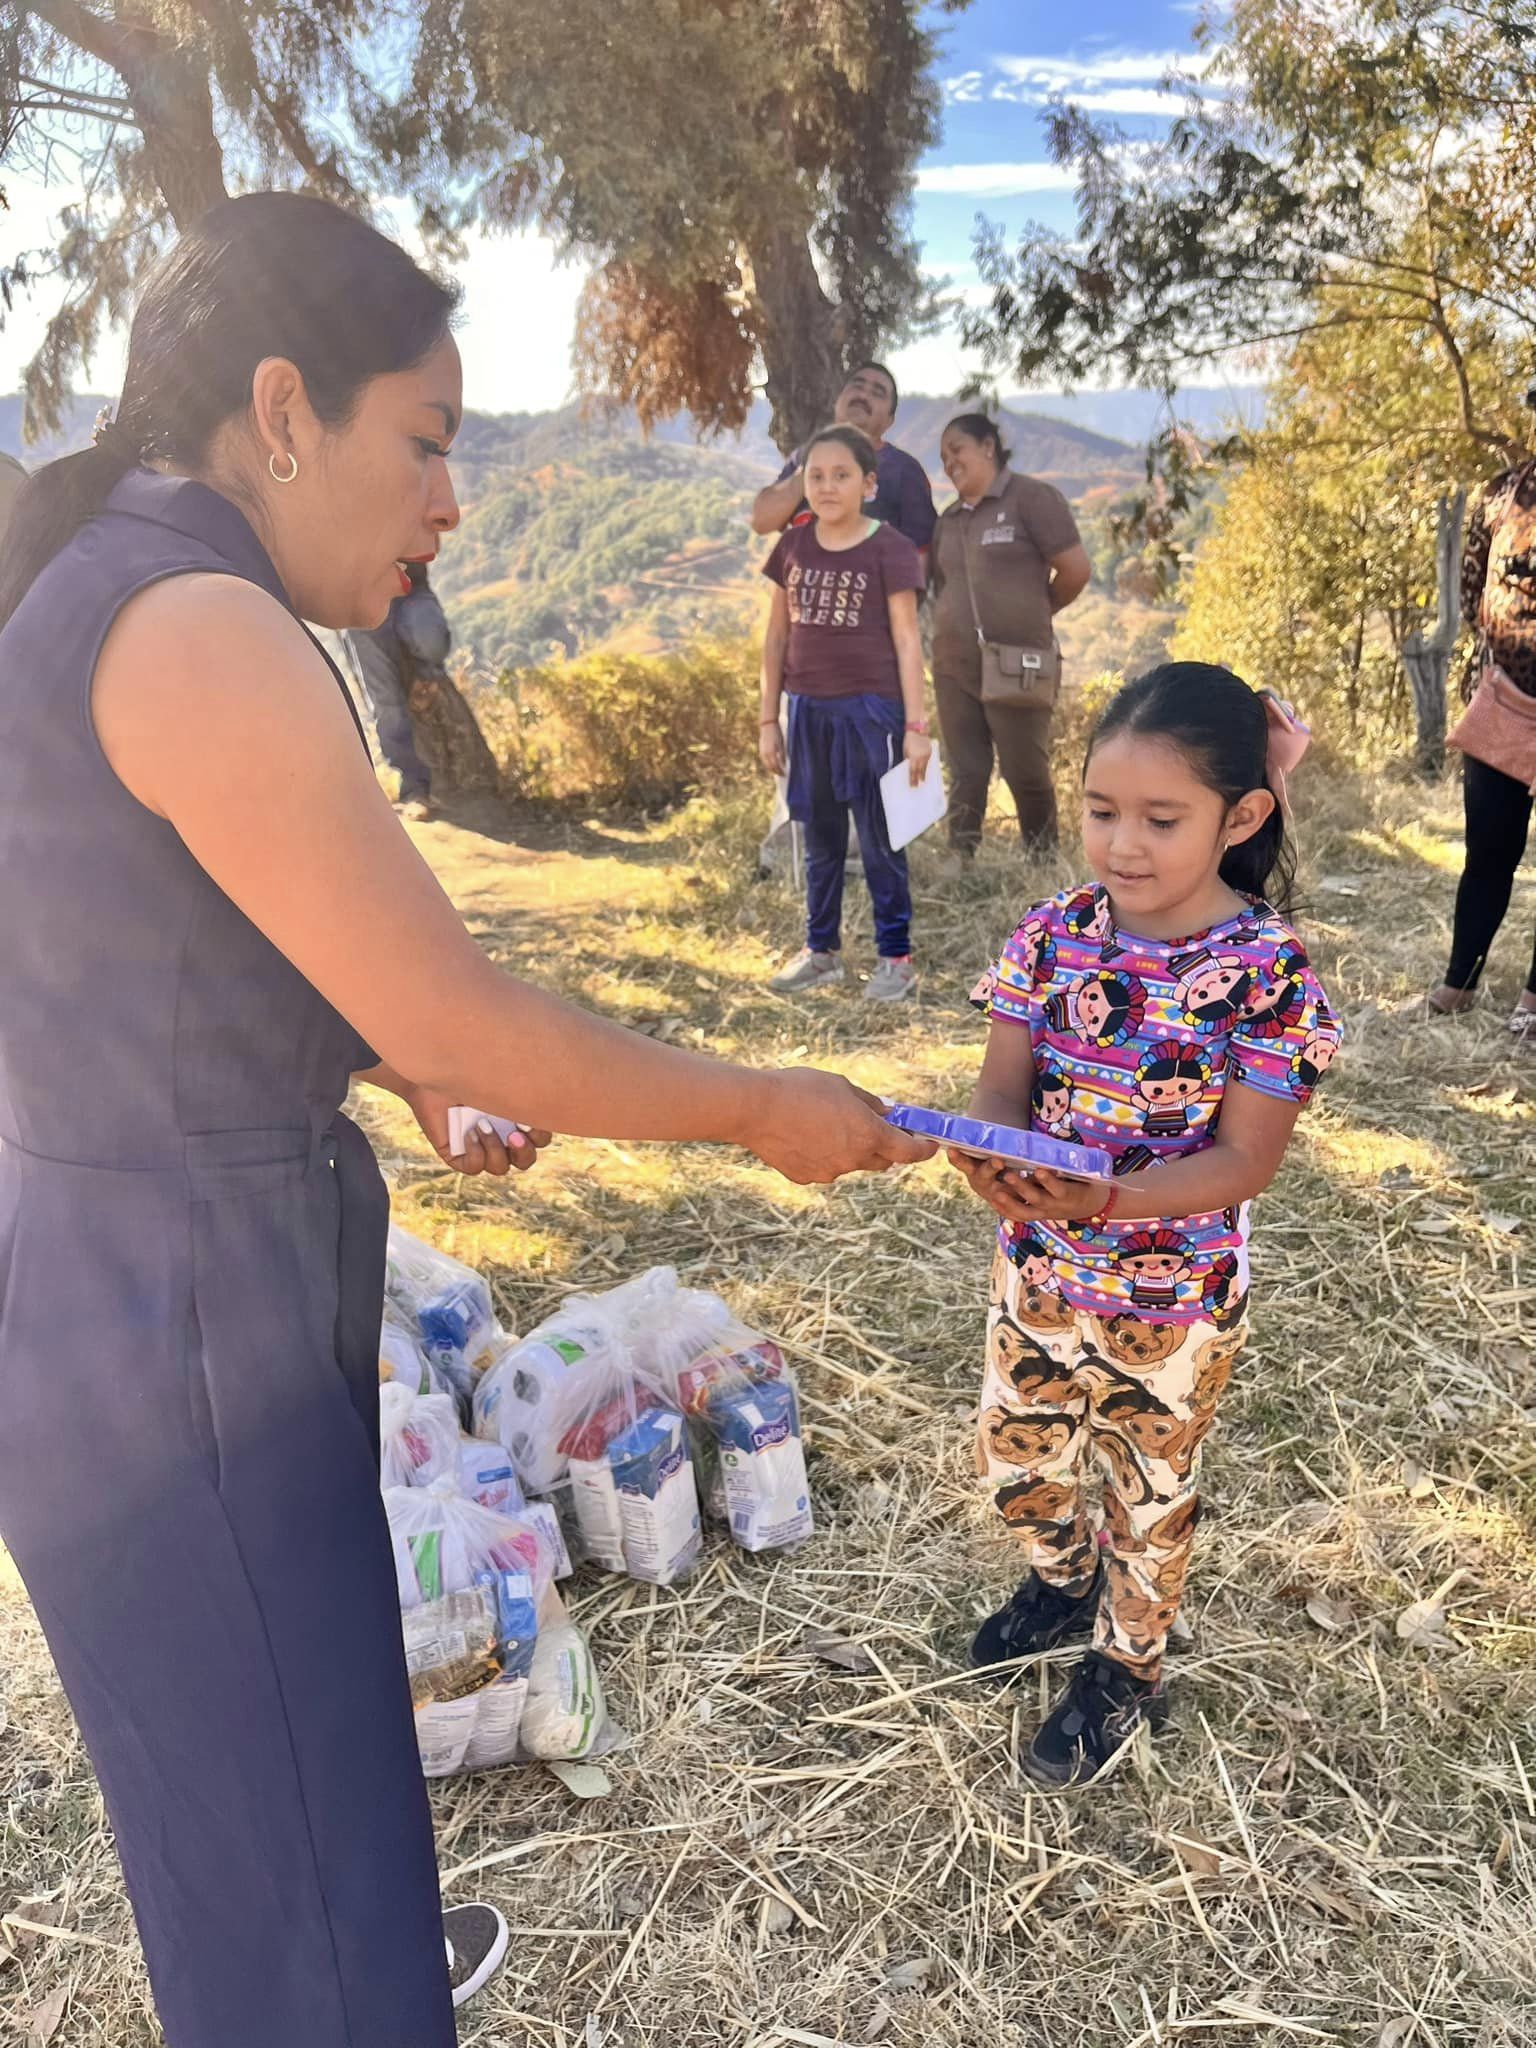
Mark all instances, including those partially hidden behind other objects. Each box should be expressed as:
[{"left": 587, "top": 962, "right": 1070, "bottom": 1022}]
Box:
[
  {"left": 28, "top": 1983, "right": 68, "bottom": 2046},
  {"left": 864, "top": 1995, "right": 894, "bottom": 2041},
  {"left": 803, "top": 1629, "right": 879, "bottom": 1676},
  {"left": 1395, "top": 1598, "right": 1451, "bottom": 1650},
  {"left": 1169, "top": 1833, "right": 1225, "bottom": 1876},
  {"left": 760, "top": 1896, "right": 796, "bottom": 1936},
  {"left": 883, "top": 1957, "right": 932, "bottom": 1992},
  {"left": 1305, "top": 1591, "right": 1356, "bottom": 1633},
  {"left": 1401, "top": 1461, "right": 1436, "bottom": 1500},
  {"left": 546, "top": 1760, "right": 612, "bottom": 1799}
]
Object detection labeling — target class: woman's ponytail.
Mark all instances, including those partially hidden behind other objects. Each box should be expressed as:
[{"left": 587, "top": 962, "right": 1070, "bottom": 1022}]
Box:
[{"left": 0, "top": 438, "right": 139, "bottom": 632}]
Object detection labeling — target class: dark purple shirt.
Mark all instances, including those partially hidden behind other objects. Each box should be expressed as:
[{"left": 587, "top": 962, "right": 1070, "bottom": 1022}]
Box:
[
  {"left": 763, "top": 520, "right": 924, "bottom": 701},
  {"left": 774, "top": 439, "right": 938, "bottom": 552}
]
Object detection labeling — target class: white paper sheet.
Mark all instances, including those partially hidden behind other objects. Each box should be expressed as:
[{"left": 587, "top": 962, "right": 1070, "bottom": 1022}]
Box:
[{"left": 879, "top": 745, "right": 947, "bottom": 852}]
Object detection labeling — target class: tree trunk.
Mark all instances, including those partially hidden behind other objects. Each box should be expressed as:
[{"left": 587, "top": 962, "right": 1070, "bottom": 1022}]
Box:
[
  {"left": 118, "top": 27, "right": 228, "bottom": 226},
  {"left": 741, "top": 224, "right": 844, "bottom": 455},
  {"left": 1401, "top": 489, "right": 1467, "bottom": 778},
  {"left": 28, "top": 3, "right": 228, "bottom": 227},
  {"left": 408, "top": 667, "right": 501, "bottom": 797}
]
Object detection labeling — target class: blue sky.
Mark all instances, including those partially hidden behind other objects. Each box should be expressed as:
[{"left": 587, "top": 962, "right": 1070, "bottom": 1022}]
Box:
[{"left": 0, "top": 0, "right": 1217, "bottom": 413}]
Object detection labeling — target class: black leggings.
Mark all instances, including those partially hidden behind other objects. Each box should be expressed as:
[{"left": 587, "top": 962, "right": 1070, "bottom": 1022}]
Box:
[{"left": 1445, "top": 754, "right": 1536, "bottom": 993}]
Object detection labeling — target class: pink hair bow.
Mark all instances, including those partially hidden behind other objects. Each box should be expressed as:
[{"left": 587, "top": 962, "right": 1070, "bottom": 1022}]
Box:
[{"left": 1259, "top": 691, "right": 1310, "bottom": 813}]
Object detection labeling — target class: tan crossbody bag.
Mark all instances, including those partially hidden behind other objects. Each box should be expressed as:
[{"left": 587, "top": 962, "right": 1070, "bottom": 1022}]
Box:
[{"left": 958, "top": 514, "right": 1062, "bottom": 710}]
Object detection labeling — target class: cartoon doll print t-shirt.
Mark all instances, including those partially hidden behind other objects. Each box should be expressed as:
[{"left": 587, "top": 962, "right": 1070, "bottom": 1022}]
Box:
[{"left": 972, "top": 885, "right": 1341, "bottom": 1325}]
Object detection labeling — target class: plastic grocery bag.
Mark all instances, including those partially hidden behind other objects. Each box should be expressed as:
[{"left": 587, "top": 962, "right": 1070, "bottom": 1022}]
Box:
[
  {"left": 549, "top": 1358, "right": 702, "bottom": 1586},
  {"left": 379, "top": 1305, "right": 449, "bottom": 1401},
  {"left": 664, "top": 1327, "right": 812, "bottom": 1554},
  {"left": 379, "top": 1384, "right": 462, "bottom": 1492},
  {"left": 472, "top": 1290, "right": 637, "bottom": 1493},
  {"left": 455, "top": 1435, "right": 524, "bottom": 1518},
  {"left": 402, "top": 1570, "right": 539, "bottom": 1776},
  {"left": 384, "top": 1480, "right": 556, "bottom": 1614},
  {"left": 386, "top": 1224, "right": 505, "bottom": 1413}
]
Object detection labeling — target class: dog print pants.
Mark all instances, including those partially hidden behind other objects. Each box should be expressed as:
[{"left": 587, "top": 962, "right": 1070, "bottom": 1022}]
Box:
[{"left": 977, "top": 1246, "right": 1247, "bottom": 1678}]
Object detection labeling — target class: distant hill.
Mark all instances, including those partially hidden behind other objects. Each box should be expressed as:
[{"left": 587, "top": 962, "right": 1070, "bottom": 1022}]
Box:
[
  {"left": 0, "top": 392, "right": 107, "bottom": 464},
  {"left": 0, "top": 387, "right": 1149, "bottom": 666},
  {"left": 1012, "top": 385, "right": 1269, "bottom": 443}
]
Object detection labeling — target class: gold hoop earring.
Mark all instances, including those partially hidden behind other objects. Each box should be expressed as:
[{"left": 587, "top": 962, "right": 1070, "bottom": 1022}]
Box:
[{"left": 269, "top": 451, "right": 299, "bottom": 485}]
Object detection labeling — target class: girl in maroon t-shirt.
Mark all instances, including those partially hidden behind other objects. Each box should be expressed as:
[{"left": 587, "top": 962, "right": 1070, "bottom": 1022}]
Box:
[{"left": 758, "top": 425, "right": 931, "bottom": 1002}]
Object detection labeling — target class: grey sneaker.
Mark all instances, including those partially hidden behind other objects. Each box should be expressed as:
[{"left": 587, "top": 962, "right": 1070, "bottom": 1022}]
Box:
[
  {"left": 863, "top": 956, "right": 917, "bottom": 1003},
  {"left": 769, "top": 949, "right": 845, "bottom": 993},
  {"left": 444, "top": 1901, "right": 509, "bottom": 2008}
]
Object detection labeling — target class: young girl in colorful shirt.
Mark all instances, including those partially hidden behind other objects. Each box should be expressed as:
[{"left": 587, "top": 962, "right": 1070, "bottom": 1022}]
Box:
[{"left": 953, "top": 662, "right": 1340, "bottom": 1787}]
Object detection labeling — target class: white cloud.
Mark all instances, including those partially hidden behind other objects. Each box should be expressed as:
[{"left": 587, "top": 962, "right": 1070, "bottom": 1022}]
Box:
[
  {"left": 916, "top": 162, "right": 1079, "bottom": 198},
  {"left": 995, "top": 51, "right": 1197, "bottom": 88},
  {"left": 966, "top": 47, "right": 1217, "bottom": 109},
  {"left": 1054, "top": 88, "right": 1204, "bottom": 115}
]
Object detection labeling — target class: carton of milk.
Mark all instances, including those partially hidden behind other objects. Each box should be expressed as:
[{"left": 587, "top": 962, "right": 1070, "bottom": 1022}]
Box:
[
  {"left": 712, "top": 1378, "right": 813, "bottom": 1553},
  {"left": 609, "top": 1407, "right": 702, "bottom": 1586}
]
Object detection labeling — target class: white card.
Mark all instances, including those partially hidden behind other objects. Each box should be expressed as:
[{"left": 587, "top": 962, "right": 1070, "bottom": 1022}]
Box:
[
  {"left": 447, "top": 1107, "right": 526, "bottom": 1157},
  {"left": 879, "top": 745, "right": 947, "bottom": 852}
]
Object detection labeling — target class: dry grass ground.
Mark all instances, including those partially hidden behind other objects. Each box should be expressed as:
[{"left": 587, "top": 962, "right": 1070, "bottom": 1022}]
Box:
[{"left": 4, "top": 745, "right": 1536, "bottom": 2048}]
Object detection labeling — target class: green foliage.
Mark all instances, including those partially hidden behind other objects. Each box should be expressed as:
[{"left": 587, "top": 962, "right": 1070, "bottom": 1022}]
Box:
[
  {"left": 964, "top": 0, "right": 1536, "bottom": 463},
  {"left": 1172, "top": 305, "right": 1515, "bottom": 743},
  {"left": 493, "top": 639, "right": 760, "bottom": 810},
  {"left": 433, "top": 441, "right": 763, "bottom": 669},
  {"left": 4, "top": 1, "right": 962, "bottom": 448}
]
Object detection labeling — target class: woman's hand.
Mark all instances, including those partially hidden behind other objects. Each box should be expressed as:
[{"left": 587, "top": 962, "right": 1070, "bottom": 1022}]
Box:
[
  {"left": 903, "top": 727, "right": 933, "bottom": 787},
  {"left": 946, "top": 1149, "right": 1107, "bottom": 1224},
  {"left": 747, "top": 1071, "right": 936, "bottom": 1183},
  {"left": 759, "top": 719, "right": 787, "bottom": 778},
  {"left": 407, "top": 1086, "right": 554, "bottom": 1178}
]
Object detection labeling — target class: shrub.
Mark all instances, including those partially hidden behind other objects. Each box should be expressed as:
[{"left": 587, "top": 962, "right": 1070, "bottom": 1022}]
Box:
[{"left": 493, "top": 638, "right": 760, "bottom": 809}]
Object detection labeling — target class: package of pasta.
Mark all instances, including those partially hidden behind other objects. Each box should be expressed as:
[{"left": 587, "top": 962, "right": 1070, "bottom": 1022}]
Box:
[
  {"left": 386, "top": 1224, "right": 506, "bottom": 1413},
  {"left": 379, "top": 1384, "right": 462, "bottom": 1493}
]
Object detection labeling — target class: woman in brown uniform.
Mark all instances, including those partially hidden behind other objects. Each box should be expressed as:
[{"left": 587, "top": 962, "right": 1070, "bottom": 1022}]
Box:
[{"left": 929, "top": 414, "right": 1092, "bottom": 855}]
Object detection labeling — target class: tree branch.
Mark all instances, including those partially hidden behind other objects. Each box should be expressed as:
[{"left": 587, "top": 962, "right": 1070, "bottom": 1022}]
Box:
[{"left": 23, "top": 0, "right": 132, "bottom": 80}]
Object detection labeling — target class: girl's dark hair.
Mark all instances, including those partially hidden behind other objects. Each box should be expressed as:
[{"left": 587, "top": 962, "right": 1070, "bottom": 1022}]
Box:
[
  {"left": 0, "top": 191, "right": 460, "bottom": 630},
  {"left": 944, "top": 411, "right": 1011, "bottom": 468},
  {"left": 805, "top": 422, "right": 879, "bottom": 477},
  {"left": 1087, "top": 661, "right": 1297, "bottom": 912}
]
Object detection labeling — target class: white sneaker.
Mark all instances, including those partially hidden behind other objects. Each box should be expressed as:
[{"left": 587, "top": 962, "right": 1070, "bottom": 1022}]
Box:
[
  {"left": 769, "top": 949, "right": 845, "bottom": 993},
  {"left": 863, "top": 956, "right": 917, "bottom": 1003},
  {"left": 444, "top": 1901, "right": 508, "bottom": 2008}
]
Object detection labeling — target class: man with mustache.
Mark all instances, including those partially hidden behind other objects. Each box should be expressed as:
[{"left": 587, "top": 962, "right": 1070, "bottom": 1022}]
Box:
[{"left": 751, "top": 362, "right": 937, "bottom": 558}]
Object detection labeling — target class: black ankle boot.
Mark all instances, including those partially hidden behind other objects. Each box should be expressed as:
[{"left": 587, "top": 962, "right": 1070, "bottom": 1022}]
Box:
[
  {"left": 969, "top": 1565, "right": 1102, "bottom": 1678},
  {"left": 1024, "top": 1649, "right": 1169, "bottom": 1786}
]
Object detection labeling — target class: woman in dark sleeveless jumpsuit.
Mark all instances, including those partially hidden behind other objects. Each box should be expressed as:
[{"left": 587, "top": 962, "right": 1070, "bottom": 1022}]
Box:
[
  {"left": 0, "top": 194, "right": 931, "bottom": 2047},
  {"left": 0, "top": 466, "right": 464, "bottom": 2042}
]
